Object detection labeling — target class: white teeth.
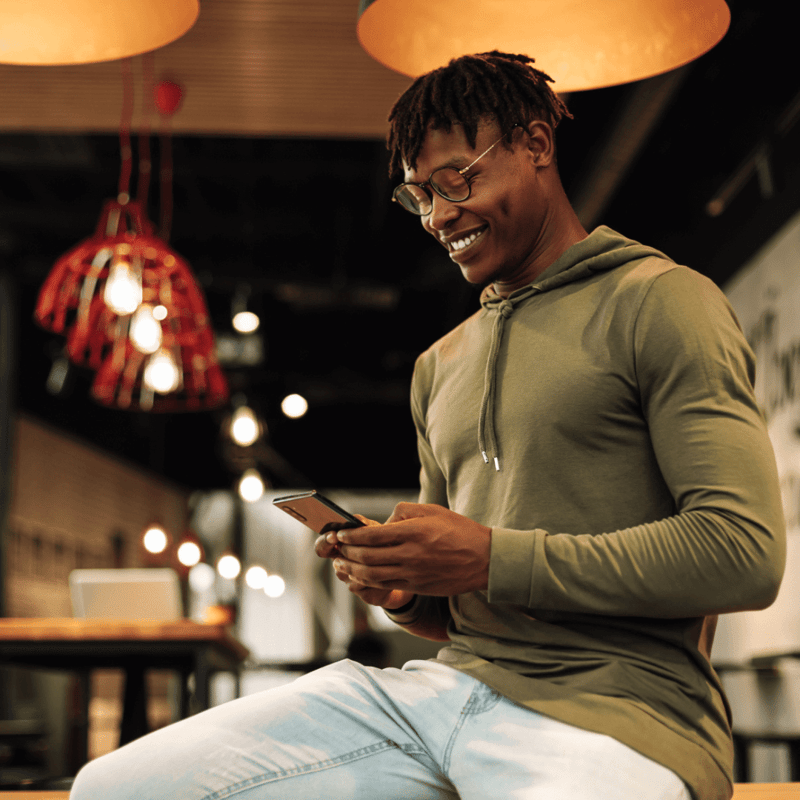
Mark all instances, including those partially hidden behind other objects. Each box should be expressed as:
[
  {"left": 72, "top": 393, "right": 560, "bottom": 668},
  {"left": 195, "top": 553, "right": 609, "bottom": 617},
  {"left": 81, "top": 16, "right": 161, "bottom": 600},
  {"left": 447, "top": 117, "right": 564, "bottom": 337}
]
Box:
[{"left": 450, "top": 230, "right": 484, "bottom": 251}]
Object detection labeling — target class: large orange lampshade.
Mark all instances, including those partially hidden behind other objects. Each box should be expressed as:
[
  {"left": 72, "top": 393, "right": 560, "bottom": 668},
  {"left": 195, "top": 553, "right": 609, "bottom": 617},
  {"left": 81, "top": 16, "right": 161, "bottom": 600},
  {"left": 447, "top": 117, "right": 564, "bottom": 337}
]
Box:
[
  {"left": 0, "top": 0, "right": 199, "bottom": 66},
  {"left": 357, "top": 0, "right": 730, "bottom": 92}
]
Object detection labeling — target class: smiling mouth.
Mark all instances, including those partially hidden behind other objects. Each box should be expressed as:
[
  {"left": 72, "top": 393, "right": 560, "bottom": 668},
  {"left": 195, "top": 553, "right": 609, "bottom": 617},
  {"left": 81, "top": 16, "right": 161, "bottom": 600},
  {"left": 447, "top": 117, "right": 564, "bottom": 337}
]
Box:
[{"left": 446, "top": 227, "right": 487, "bottom": 254}]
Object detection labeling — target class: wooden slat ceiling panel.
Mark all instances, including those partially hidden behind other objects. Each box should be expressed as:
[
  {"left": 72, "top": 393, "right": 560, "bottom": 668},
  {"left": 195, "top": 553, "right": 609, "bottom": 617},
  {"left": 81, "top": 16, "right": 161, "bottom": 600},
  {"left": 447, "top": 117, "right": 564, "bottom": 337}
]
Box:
[{"left": 0, "top": 0, "right": 413, "bottom": 138}]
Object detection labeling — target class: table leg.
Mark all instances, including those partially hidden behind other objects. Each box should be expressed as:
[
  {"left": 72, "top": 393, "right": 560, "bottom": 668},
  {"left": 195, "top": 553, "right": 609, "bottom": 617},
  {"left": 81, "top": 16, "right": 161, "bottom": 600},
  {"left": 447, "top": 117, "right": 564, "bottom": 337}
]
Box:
[
  {"left": 193, "top": 652, "right": 210, "bottom": 711},
  {"left": 789, "top": 738, "right": 800, "bottom": 782},
  {"left": 178, "top": 669, "right": 191, "bottom": 719},
  {"left": 119, "top": 665, "right": 148, "bottom": 746},
  {"left": 733, "top": 734, "right": 750, "bottom": 783},
  {"left": 67, "top": 670, "right": 91, "bottom": 773}
]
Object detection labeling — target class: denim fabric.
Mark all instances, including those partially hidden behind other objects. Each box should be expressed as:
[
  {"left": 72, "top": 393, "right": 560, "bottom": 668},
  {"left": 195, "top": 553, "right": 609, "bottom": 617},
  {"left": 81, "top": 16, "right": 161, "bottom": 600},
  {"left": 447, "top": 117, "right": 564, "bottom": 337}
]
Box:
[{"left": 70, "top": 659, "right": 690, "bottom": 800}]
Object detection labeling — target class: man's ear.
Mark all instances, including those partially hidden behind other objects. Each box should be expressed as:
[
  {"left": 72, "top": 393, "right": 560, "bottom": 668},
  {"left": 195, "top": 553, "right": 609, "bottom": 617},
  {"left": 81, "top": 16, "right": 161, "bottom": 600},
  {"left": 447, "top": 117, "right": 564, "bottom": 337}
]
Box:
[{"left": 522, "top": 120, "right": 555, "bottom": 168}]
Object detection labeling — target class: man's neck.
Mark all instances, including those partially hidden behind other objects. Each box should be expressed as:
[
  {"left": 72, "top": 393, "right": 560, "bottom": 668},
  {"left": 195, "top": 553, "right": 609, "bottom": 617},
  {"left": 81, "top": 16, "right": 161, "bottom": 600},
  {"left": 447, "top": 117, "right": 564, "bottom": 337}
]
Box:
[{"left": 493, "top": 209, "right": 589, "bottom": 297}]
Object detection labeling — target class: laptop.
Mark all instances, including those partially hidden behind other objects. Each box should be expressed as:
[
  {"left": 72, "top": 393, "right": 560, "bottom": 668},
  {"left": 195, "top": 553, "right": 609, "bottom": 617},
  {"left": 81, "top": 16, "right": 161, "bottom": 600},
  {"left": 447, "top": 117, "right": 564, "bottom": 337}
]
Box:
[{"left": 69, "top": 568, "right": 183, "bottom": 620}]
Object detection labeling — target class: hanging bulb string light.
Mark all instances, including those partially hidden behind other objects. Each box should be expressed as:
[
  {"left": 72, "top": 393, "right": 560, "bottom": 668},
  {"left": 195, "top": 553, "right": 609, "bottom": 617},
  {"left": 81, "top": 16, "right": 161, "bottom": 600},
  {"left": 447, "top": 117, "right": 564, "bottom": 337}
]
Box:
[
  {"left": 90, "top": 242, "right": 227, "bottom": 410},
  {"left": 34, "top": 55, "right": 229, "bottom": 413},
  {"left": 35, "top": 64, "right": 228, "bottom": 410},
  {"left": 35, "top": 56, "right": 147, "bottom": 340},
  {"left": 231, "top": 283, "right": 260, "bottom": 334},
  {"left": 95, "top": 70, "right": 230, "bottom": 411},
  {"left": 38, "top": 201, "right": 149, "bottom": 363}
]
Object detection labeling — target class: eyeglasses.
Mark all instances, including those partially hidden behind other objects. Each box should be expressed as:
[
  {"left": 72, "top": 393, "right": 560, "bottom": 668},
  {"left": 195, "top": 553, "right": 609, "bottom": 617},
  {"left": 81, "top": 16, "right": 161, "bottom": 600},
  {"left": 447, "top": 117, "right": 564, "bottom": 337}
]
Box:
[{"left": 392, "top": 131, "right": 508, "bottom": 216}]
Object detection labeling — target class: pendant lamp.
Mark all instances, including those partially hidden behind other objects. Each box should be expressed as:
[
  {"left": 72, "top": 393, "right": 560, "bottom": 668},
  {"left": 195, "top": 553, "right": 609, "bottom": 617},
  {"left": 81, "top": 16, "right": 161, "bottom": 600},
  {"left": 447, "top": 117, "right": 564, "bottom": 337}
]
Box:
[
  {"left": 34, "top": 58, "right": 229, "bottom": 412},
  {"left": 356, "top": 0, "right": 730, "bottom": 92},
  {"left": 34, "top": 199, "right": 229, "bottom": 412},
  {"left": 0, "top": 0, "right": 199, "bottom": 66}
]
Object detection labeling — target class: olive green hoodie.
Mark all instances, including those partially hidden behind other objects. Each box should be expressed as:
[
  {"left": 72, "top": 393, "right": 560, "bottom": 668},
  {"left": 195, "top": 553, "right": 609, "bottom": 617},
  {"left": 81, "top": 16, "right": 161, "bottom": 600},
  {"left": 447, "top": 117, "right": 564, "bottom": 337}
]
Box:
[{"left": 389, "top": 226, "right": 786, "bottom": 800}]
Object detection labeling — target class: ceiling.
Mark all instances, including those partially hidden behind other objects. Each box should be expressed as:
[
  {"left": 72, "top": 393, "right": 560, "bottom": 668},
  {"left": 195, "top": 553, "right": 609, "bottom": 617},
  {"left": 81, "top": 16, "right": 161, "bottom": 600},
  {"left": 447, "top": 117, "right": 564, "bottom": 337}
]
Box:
[{"left": 1, "top": 0, "right": 799, "bottom": 494}]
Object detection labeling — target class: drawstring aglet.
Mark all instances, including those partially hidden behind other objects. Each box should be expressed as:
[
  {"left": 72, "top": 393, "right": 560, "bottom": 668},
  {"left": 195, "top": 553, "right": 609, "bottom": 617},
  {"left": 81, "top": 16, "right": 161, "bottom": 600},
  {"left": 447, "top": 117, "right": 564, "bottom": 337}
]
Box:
[{"left": 481, "top": 451, "right": 501, "bottom": 470}]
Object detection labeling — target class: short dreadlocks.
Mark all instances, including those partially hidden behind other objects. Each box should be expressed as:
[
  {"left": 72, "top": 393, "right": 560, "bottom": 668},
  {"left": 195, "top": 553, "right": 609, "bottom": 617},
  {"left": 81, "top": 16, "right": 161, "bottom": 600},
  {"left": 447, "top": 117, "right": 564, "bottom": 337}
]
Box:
[{"left": 386, "top": 51, "right": 572, "bottom": 178}]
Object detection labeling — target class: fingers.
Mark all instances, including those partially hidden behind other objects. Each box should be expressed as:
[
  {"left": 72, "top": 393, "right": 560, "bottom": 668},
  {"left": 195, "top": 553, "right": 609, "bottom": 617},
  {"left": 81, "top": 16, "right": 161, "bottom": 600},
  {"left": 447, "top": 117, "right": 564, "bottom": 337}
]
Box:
[
  {"left": 335, "top": 518, "right": 416, "bottom": 547},
  {"left": 314, "top": 531, "right": 349, "bottom": 561},
  {"left": 333, "top": 557, "right": 369, "bottom": 590},
  {"left": 316, "top": 514, "right": 379, "bottom": 556},
  {"left": 333, "top": 561, "right": 355, "bottom": 584},
  {"left": 315, "top": 525, "right": 372, "bottom": 558},
  {"left": 337, "top": 543, "right": 404, "bottom": 567},
  {"left": 333, "top": 557, "right": 407, "bottom": 588},
  {"left": 331, "top": 560, "right": 397, "bottom": 606}
]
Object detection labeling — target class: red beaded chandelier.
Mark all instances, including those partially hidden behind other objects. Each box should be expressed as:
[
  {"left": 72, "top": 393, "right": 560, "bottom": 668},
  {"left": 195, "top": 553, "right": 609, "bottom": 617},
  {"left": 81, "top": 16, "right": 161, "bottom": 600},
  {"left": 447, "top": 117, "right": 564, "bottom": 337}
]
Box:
[{"left": 34, "top": 58, "right": 228, "bottom": 412}]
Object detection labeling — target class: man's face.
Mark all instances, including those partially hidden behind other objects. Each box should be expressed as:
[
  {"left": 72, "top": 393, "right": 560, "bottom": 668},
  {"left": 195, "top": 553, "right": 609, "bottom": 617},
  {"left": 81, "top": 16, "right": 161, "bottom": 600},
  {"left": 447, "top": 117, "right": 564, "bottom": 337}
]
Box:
[{"left": 402, "top": 120, "right": 551, "bottom": 293}]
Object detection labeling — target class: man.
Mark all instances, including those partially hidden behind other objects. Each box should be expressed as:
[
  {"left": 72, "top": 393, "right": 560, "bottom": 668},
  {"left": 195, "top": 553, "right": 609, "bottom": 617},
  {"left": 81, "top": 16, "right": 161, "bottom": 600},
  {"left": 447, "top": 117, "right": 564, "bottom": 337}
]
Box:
[{"left": 70, "top": 52, "right": 785, "bottom": 800}]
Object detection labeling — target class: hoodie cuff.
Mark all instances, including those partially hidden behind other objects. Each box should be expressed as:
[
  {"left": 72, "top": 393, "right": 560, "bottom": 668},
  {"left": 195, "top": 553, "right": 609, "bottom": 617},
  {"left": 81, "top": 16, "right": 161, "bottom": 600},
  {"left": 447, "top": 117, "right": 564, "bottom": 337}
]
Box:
[
  {"left": 488, "top": 527, "right": 543, "bottom": 606},
  {"left": 383, "top": 595, "right": 422, "bottom": 624}
]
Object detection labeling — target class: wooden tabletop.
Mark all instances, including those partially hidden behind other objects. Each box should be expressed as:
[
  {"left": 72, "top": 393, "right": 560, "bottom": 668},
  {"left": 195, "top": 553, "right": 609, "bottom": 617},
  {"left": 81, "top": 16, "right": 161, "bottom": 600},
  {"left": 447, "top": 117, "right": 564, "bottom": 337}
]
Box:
[
  {"left": 0, "top": 617, "right": 249, "bottom": 662},
  {"left": 0, "top": 793, "right": 70, "bottom": 799}
]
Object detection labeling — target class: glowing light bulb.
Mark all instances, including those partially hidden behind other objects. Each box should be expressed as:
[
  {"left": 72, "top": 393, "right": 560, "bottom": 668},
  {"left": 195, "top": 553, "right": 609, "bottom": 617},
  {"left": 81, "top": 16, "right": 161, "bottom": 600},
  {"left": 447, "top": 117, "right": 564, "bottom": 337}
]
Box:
[
  {"left": 245, "top": 565, "right": 268, "bottom": 590},
  {"left": 143, "top": 349, "right": 181, "bottom": 394},
  {"left": 233, "top": 310, "right": 260, "bottom": 333},
  {"left": 143, "top": 524, "right": 168, "bottom": 554},
  {"left": 130, "top": 304, "right": 163, "bottom": 354},
  {"left": 188, "top": 562, "right": 215, "bottom": 592},
  {"left": 217, "top": 554, "right": 241, "bottom": 580},
  {"left": 238, "top": 468, "right": 264, "bottom": 502},
  {"left": 103, "top": 250, "right": 142, "bottom": 315},
  {"left": 264, "top": 574, "right": 286, "bottom": 598},
  {"left": 177, "top": 540, "right": 202, "bottom": 567},
  {"left": 281, "top": 393, "right": 308, "bottom": 419},
  {"left": 230, "top": 405, "right": 259, "bottom": 446}
]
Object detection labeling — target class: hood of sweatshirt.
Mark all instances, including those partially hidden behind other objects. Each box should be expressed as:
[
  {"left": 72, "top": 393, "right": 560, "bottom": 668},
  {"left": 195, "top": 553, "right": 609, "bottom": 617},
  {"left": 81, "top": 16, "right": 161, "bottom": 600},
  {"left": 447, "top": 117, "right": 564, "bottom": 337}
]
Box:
[{"left": 476, "top": 226, "right": 674, "bottom": 470}]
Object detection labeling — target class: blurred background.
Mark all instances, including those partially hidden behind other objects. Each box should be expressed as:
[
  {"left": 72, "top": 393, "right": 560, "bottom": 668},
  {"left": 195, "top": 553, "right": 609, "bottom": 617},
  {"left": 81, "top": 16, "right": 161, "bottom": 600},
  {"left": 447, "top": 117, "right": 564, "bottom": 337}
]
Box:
[
  {"left": 1, "top": 0, "right": 796, "bottom": 491},
  {"left": 2, "top": 0, "right": 800, "bottom": 788}
]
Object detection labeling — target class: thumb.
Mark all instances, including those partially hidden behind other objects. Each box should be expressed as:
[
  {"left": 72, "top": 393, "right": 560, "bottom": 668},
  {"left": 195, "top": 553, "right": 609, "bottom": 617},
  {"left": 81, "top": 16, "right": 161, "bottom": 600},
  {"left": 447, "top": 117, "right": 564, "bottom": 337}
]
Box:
[{"left": 354, "top": 514, "right": 380, "bottom": 527}]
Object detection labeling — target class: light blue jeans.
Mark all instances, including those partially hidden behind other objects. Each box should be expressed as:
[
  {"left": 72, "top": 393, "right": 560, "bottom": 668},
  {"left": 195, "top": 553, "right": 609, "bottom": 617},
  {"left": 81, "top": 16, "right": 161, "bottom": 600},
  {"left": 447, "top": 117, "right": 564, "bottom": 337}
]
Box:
[{"left": 70, "top": 659, "right": 690, "bottom": 800}]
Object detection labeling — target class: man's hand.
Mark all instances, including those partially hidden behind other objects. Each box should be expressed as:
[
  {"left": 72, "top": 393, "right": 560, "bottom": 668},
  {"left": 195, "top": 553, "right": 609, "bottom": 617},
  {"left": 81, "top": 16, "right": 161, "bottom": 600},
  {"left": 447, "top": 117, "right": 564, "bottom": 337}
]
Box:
[
  {"left": 329, "top": 503, "right": 491, "bottom": 597},
  {"left": 314, "top": 515, "right": 415, "bottom": 609}
]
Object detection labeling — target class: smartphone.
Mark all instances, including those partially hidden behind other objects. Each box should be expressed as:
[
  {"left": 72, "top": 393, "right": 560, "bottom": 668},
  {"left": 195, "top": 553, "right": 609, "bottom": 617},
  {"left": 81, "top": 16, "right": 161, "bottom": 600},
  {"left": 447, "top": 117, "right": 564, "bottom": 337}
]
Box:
[{"left": 272, "top": 490, "right": 364, "bottom": 535}]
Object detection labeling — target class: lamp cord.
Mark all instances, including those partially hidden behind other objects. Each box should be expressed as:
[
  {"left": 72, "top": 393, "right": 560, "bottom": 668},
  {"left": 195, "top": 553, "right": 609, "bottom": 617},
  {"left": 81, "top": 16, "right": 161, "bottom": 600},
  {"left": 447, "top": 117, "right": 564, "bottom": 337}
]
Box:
[
  {"left": 118, "top": 58, "right": 134, "bottom": 203},
  {"left": 137, "top": 52, "right": 155, "bottom": 216}
]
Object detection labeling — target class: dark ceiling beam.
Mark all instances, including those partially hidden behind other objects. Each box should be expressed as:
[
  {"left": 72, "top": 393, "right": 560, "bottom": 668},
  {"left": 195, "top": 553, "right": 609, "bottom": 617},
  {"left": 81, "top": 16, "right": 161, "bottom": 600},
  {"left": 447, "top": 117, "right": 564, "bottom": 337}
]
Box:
[
  {"left": 571, "top": 65, "right": 691, "bottom": 230},
  {"left": 705, "top": 87, "right": 800, "bottom": 218},
  {"left": 0, "top": 133, "right": 96, "bottom": 169},
  {"left": 0, "top": 202, "right": 334, "bottom": 248}
]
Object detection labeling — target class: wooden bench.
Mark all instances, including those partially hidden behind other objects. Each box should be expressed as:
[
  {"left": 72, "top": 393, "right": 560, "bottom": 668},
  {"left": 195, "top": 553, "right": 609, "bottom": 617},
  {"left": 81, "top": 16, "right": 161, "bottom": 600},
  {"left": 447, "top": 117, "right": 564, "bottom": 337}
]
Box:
[
  {"left": 733, "top": 785, "right": 800, "bottom": 798},
  {"left": 1, "top": 785, "right": 799, "bottom": 799}
]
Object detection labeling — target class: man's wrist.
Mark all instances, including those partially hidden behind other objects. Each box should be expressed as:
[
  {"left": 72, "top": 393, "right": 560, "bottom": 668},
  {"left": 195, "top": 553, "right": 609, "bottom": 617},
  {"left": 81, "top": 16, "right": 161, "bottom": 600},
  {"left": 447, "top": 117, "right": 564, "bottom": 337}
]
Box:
[{"left": 383, "top": 594, "right": 417, "bottom": 614}]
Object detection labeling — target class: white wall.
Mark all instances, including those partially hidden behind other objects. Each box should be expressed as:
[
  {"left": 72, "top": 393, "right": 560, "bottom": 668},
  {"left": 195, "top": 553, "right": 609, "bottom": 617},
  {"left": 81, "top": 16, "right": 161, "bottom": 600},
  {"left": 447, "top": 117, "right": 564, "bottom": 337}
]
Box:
[
  {"left": 719, "top": 210, "right": 800, "bottom": 664},
  {"left": 720, "top": 210, "right": 800, "bottom": 780}
]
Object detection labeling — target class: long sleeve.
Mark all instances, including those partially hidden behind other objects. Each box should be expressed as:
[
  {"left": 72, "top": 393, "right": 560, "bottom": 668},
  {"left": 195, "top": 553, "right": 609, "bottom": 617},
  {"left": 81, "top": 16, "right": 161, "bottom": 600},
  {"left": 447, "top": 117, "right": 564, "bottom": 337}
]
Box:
[
  {"left": 413, "top": 378, "right": 449, "bottom": 508},
  {"left": 488, "top": 267, "right": 786, "bottom": 617},
  {"left": 383, "top": 366, "right": 453, "bottom": 635}
]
